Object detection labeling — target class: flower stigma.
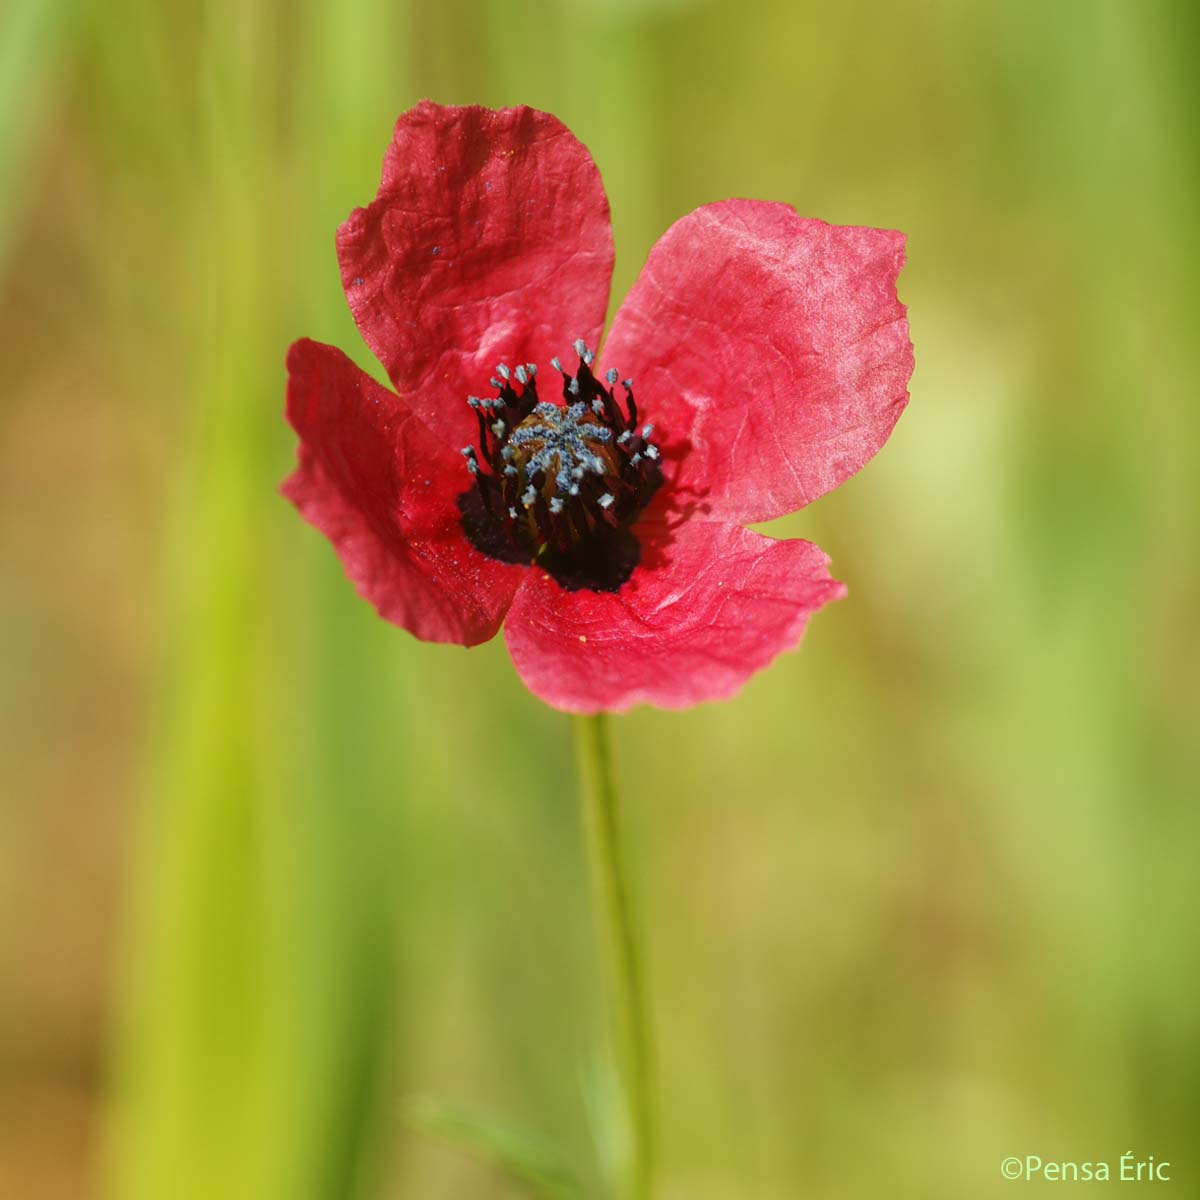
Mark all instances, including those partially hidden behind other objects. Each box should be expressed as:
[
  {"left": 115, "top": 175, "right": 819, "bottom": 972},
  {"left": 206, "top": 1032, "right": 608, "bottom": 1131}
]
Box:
[{"left": 457, "top": 342, "right": 663, "bottom": 591}]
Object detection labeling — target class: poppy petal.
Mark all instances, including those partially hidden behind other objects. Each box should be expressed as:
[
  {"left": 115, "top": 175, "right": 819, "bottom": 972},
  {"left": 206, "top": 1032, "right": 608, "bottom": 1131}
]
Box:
[
  {"left": 338, "top": 101, "right": 615, "bottom": 449},
  {"left": 602, "top": 200, "right": 912, "bottom": 524},
  {"left": 503, "top": 519, "right": 846, "bottom": 712},
  {"left": 283, "top": 338, "right": 522, "bottom": 646}
]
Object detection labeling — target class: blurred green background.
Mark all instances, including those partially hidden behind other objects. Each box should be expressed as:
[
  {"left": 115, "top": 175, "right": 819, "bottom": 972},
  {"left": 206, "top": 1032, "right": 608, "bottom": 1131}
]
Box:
[{"left": 2, "top": 0, "right": 1197, "bottom": 1196}]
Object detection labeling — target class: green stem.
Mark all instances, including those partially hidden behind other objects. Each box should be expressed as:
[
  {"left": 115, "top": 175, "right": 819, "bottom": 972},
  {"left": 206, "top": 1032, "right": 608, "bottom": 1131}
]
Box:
[{"left": 573, "top": 714, "right": 655, "bottom": 1200}]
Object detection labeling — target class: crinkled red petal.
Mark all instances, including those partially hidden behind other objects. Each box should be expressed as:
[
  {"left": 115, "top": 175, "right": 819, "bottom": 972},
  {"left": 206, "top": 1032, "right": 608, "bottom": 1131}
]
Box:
[
  {"left": 503, "top": 518, "right": 846, "bottom": 712},
  {"left": 283, "top": 338, "right": 522, "bottom": 646},
  {"left": 601, "top": 200, "right": 912, "bottom": 524},
  {"left": 337, "top": 101, "right": 615, "bottom": 449}
]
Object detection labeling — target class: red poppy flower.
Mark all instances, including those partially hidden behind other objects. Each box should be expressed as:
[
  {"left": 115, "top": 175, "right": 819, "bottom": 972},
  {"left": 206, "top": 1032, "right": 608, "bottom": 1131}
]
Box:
[{"left": 283, "top": 101, "right": 912, "bottom": 713}]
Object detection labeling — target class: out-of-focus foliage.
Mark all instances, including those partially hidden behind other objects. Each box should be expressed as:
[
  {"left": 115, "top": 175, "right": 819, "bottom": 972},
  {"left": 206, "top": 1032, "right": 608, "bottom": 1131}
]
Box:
[{"left": 1, "top": 1, "right": 1197, "bottom": 1197}]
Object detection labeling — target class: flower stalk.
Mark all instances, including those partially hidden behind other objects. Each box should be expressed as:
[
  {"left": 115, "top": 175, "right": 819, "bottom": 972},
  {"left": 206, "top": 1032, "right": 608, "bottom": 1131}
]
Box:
[{"left": 574, "top": 713, "right": 655, "bottom": 1200}]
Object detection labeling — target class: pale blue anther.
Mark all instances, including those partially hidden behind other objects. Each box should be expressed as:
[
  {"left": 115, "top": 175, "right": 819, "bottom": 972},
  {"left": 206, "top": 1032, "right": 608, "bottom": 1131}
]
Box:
[
  {"left": 496, "top": 363, "right": 510, "bottom": 380},
  {"left": 526, "top": 363, "right": 538, "bottom": 377},
  {"left": 460, "top": 446, "right": 474, "bottom": 457},
  {"left": 573, "top": 338, "right": 587, "bottom": 358},
  {"left": 567, "top": 377, "right": 580, "bottom": 396},
  {"left": 490, "top": 377, "right": 502, "bottom": 389},
  {"left": 521, "top": 486, "right": 537, "bottom": 507},
  {"left": 645, "top": 445, "right": 660, "bottom": 460},
  {"left": 605, "top": 367, "right": 619, "bottom": 385},
  {"left": 468, "top": 396, "right": 481, "bottom": 408},
  {"left": 622, "top": 378, "right": 633, "bottom": 389},
  {"left": 617, "top": 430, "right": 632, "bottom": 444},
  {"left": 549, "top": 497, "right": 564, "bottom": 514},
  {"left": 592, "top": 399, "right": 605, "bottom": 416},
  {"left": 550, "top": 356, "right": 563, "bottom": 372},
  {"left": 501, "top": 446, "right": 515, "bottom": 461},
  {"left": 642, "top": 424, "right": 654, "bottom": 436},
  {"left": 508, "top": 506, "right": 519, "bottom": 519},
  {"left": 491, "top": 419, "right": 506, "bottom": 437},
  {"left": 504, "top": 465, "right": 518, "bottom": 477},
  {"left": 598, "top": 492, "right": 615, "bottom": 509},
  {"left": 466, "top": 459, "right": 478, "bottom": 474},
  {"left": 514, "top": 365, "right": 528, "bottom": 384}
]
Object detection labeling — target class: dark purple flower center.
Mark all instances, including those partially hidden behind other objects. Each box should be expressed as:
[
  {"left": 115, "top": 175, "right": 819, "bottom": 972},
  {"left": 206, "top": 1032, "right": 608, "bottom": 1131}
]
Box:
[{"left": 457, "top": 340, "right": 663, "bottom": 591}]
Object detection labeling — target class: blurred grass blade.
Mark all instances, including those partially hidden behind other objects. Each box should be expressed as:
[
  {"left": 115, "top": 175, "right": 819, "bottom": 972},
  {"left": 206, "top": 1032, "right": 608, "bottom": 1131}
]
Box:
[
  {"left": 580, "top": 1055, "right": 628, "bottom": 1195},
  {"left": 100, "top": 0, "right": 413, "bottom": 1197},
  {"left": 404, "top": 1095, "right": 584, "bottom": 1199},
  {"left": 0, "top": 0, "right": 72, "bottom": 272}
]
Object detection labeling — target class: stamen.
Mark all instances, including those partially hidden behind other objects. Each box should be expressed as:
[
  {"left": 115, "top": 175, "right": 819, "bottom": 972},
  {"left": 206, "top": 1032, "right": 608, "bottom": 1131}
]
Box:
[{"left": 457, "top": 346, "right": 665, "bottom": 593}]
